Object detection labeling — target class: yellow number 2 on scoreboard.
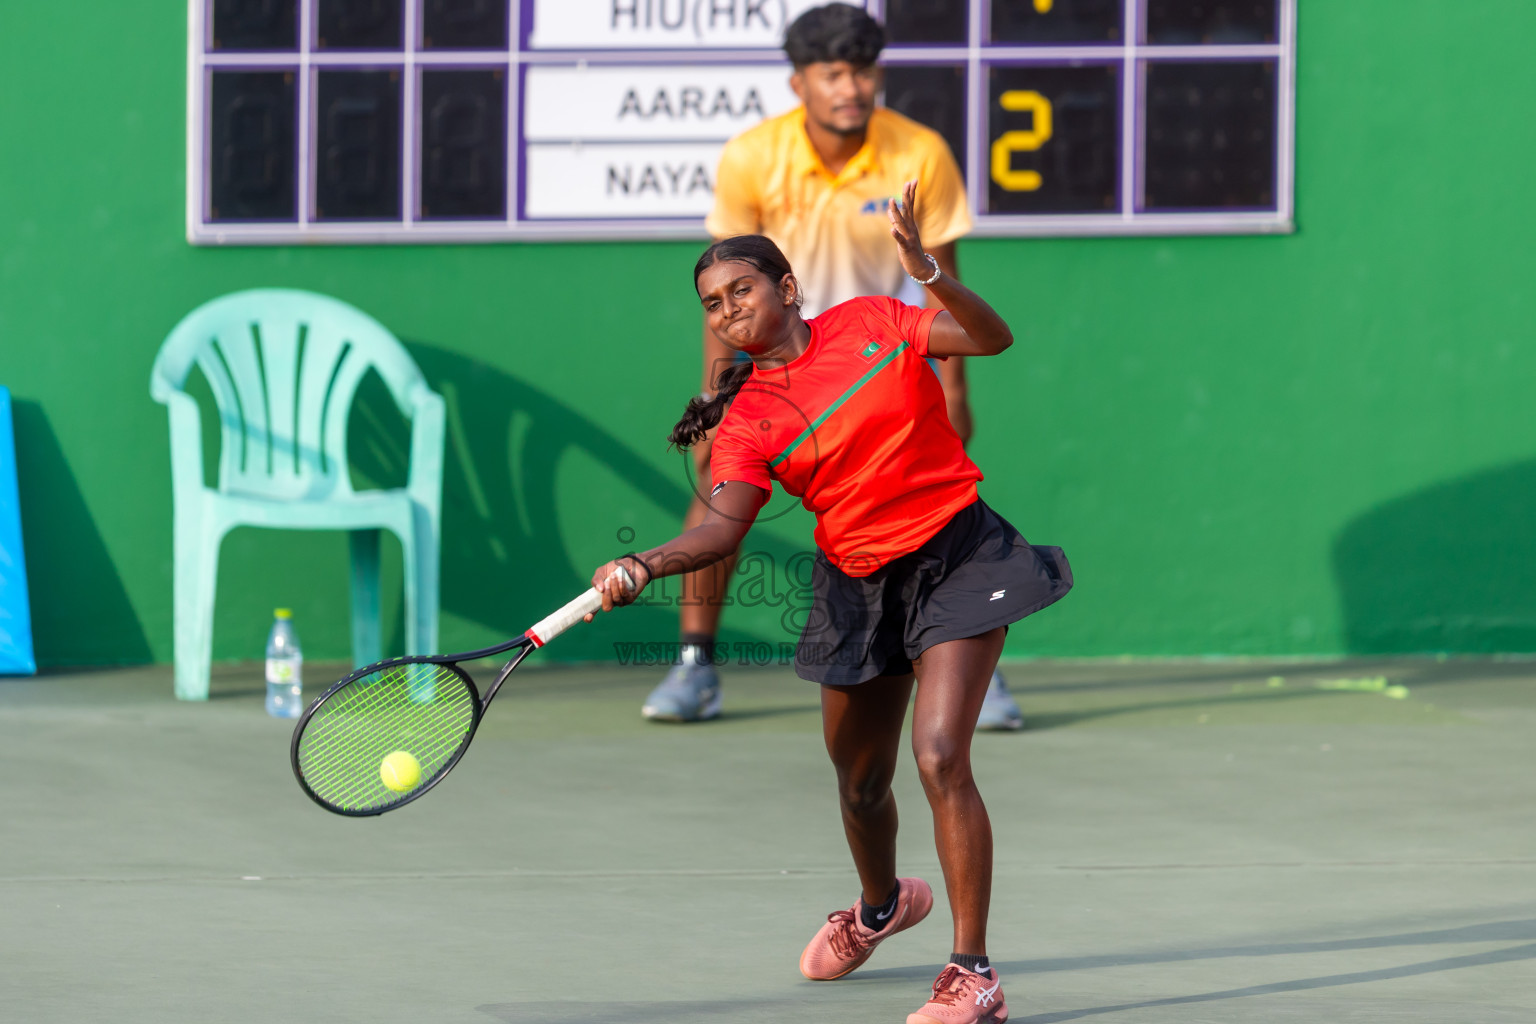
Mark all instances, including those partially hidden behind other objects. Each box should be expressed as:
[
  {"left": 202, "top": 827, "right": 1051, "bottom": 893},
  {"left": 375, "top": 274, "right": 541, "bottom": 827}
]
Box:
[{"left": 991, "top": 90, "right": 1054, "bottom": 192}]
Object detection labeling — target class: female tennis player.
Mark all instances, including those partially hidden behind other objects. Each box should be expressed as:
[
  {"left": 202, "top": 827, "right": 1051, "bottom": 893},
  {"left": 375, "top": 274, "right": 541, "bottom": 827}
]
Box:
[{"left": 587, "top": 180, "right": 1071, "bottom": 1024}]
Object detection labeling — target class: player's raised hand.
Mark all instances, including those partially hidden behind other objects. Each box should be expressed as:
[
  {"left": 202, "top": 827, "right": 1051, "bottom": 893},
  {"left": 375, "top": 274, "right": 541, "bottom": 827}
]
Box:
[{"left": 887, "top": 179, "right": 934, "bottom": 282}]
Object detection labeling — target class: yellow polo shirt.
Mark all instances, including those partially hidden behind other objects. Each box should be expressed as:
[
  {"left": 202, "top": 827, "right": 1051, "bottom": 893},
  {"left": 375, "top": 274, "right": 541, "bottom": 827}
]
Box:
[{"left": 706, "top": 106, "right": 972, "bottom": 317}]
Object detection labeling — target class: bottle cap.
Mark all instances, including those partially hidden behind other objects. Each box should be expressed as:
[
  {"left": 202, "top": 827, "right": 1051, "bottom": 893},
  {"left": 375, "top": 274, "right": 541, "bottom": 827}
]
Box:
[{"left": 274, "top": 608, "right": 293, "bottom": 619}]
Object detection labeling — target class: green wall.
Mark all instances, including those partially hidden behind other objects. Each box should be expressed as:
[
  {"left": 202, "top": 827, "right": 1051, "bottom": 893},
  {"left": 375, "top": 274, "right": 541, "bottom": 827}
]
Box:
[{"left": 1, "top": 3, "right": 1533, "bottom": 668}]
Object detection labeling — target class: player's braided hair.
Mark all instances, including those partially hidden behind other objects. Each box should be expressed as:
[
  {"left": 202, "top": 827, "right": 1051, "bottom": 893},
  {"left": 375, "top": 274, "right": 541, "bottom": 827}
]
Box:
[
  {"left": 669, "top": 359, "right": 754, "bottom": 451},
  {"left": 669, "top": 235, "right": 800, "bottom": 450},
  {"left": 783, "top": 3, "right": 885, "bottom": 68}
]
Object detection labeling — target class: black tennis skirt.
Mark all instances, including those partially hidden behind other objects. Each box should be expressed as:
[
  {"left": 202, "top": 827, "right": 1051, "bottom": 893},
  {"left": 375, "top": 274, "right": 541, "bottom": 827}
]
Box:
[{"left": 795, "top": 498, "right": 1072, "bottom": 686}]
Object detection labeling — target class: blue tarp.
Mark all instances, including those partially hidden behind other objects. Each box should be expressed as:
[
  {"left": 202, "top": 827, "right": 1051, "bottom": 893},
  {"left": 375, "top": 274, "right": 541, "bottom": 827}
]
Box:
[{"left": 0, "top": 387, "right": 35, "bottom": 674}]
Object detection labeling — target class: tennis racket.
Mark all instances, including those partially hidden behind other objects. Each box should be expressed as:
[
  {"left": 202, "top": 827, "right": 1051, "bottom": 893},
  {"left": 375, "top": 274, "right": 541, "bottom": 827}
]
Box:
[{"left": 290, "top": 568, "right": 633, "bottom": 817}]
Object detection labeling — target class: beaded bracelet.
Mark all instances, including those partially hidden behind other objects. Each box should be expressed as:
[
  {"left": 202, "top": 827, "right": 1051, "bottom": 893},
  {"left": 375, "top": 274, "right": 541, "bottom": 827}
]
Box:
[{"left": 908, "top": 253, "right": 942, "bottom": 286}]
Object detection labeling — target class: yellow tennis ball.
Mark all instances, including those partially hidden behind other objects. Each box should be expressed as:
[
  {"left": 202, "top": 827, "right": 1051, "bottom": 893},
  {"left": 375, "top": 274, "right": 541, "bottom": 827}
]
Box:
[{"left": 380, "top": 751, "right": 422, "bottom": 792}]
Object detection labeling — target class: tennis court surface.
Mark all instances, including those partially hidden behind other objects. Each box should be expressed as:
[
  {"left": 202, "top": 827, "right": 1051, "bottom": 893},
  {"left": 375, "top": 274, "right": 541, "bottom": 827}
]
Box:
[{"left": 6, "top": 658, "right": 1534, "bottom": 1023}]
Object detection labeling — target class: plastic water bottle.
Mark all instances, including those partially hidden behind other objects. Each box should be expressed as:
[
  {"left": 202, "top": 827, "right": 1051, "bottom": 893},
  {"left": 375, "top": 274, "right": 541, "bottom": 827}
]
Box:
[{"left": 265, "top": 608, "right": 303, "bottom": 718}]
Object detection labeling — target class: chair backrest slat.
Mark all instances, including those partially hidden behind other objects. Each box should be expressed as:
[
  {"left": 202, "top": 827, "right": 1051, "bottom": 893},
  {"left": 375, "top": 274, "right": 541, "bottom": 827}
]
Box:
[
  {"left": 194, "top": 336, "right": 249, "bottom": 482},
  {"left": 322, "top": 342, "right": 377, "bottom": 488},
  {"left": 238, "top": 310, "right": 311, "bottom": 499},
  {"left": 295, "top": 331, "right": 350, "bottom": 486},
  {"left": 214, "top": 322, "right": 274, "bottom": 487},
  {"left": 259, "top": 318, "right": 304, "bottom": 480}
]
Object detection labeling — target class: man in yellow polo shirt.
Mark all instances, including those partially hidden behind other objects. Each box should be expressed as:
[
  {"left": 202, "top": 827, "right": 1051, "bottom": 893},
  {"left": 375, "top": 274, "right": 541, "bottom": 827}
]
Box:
[{"left": 641, "top": 2, "right": 1024, "bottom": 731}]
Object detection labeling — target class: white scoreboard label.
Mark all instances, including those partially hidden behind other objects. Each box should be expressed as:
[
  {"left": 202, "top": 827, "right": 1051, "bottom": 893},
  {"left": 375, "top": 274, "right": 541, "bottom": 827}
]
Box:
[
  {"left": 523, "top": 65, "right": 797, "bottom": 219},
  {"left": 523, "top": 66, "right": 797, "bottom": 142},
  {"left": 529, "top": 0, "right": 839, "bottom": 50},
  {"left": 526, "top": 143, "right": 724, "bottom": 218}
]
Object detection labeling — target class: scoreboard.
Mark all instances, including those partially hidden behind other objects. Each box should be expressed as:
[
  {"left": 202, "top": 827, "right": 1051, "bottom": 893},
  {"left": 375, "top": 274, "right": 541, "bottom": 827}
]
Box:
[{"left": 188, "top": 0, "right": 1294, "bottom": 244}]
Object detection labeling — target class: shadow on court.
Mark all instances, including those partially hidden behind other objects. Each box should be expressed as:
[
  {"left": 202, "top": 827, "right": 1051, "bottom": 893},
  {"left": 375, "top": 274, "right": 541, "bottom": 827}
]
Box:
[
  {"left": 1334, "top": 458, "right": 1536, "bottom": 654},
  {"left": 483, "top": 920, "right": 1536, "bottom": 1023},
  {"left": 1018, "top": 684, "right": 1371, "bottom": 730},
  {"left": 477, "top": 999, "right": 825, "bottom": 1023},
  {"left": 1001, "top": 946, "right": 1536, "bottom": 1023},
  {"left": 9, "top": 399, "right": 152, "bottom": 665},
  {"left": 848, "top": 920, "right": 1536, "bottom": 1022}
]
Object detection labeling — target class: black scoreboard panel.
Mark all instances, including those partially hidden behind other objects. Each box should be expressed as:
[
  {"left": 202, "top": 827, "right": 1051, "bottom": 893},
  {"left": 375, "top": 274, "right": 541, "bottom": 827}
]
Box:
[
  {"left": 884, "top": 0, "right": 968, "bottom": 45},
  {"left": 316, "top": 0, "right": 405, "bottom": 50},
  {"left": 1145, "top": 1, "right": 1278, "bottom": 44},
  {"left": 420, "top": 69, "right": 507, "bottom": 219},
  {"left": 190, "top": 0, "right": 1293, "bottom": 242},
  {"left": 884, "top": 65, "right": 969, "bottom": 178},
  {"left": 420, "top": 0, "right": 507, "bottom": 49},
  {"left": 1144, "top": 60, "right": 1276, "bottom": 209},
  {"left": 991, "top": 0, "right": 1123, "bottom": 44},
  {"left": 210, "top": 0, "right": 297, "bottom": 51},
  {"left": 208, "top": 70, "right": 295, "bottom": 221},
  {"left": 986, "top": 64, "right": 1120, "bottom": 214},
  {"left": 314, "top": 69, "right": 401, "bottom": 220}
]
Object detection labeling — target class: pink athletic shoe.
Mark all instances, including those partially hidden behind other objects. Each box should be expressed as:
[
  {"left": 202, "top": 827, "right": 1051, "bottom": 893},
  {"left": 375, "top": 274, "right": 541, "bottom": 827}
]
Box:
[
  {"left": 798, "top": 877, "right": 933, "bottom": 981},
  {"left": 907, "top": 964, "right": 1009, "bottom": 1024}
]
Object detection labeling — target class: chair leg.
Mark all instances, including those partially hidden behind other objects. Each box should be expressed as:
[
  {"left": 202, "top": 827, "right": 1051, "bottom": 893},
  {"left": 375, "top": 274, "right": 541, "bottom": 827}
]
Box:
[
  {"left": 173, "top": 515, "right": 221, "bottom": 700},
  {"left": 401, "top": 505, "right": 439, "bottom": 657},
  {"left": 349, "top": 529, "right": 383, "bottom": 669}
]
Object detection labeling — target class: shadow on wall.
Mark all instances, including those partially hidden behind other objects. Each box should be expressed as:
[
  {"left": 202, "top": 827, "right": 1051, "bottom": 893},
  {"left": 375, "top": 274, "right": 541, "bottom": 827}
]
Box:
[
  {"left": 1333, "top": 459, "right": 1536, "bottom": 654},
  {"left": 11, "top": 400, "right": 153, "bottom": 665},
  {"left": 348, "top": 342, "right": 809, "bottom": 661}
]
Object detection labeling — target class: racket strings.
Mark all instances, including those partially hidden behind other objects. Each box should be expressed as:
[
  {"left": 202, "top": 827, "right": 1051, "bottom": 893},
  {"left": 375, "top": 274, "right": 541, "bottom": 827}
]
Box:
[
  {"left": 301, "top": 667, "right": 471, "bottom": 795},
  {"left": 300, "top": 667, "right": 472, "bottom": 808},
  {"left": 296, "top": 663, "right": 477, "bottom": 813}
]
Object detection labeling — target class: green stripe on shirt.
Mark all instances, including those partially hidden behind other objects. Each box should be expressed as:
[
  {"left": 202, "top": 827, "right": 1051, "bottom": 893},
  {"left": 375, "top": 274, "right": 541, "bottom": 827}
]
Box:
[{"left": 768, "top": 341, "right": 911, "bottom": 469}]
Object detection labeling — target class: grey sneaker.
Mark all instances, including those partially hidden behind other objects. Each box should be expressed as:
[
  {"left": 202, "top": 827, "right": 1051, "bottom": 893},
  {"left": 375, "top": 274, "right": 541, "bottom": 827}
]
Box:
[
  {"left": 641, "top": 656, "right": 722, "bottom": 722},
  {"left": 975, "top": 669, "right": 1024, "bottom": 731}
]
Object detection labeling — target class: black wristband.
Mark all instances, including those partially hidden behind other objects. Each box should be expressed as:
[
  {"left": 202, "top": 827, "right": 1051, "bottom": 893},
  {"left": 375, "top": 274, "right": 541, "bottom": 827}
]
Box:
[{"left": 620, "top": 552, "right": 653, "bottom": 590}]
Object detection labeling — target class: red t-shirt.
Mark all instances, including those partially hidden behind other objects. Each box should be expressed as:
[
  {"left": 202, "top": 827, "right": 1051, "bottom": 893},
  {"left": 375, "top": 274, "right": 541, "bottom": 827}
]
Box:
[{"left": 710, "top": 296, "right": 982, "bottom": 576}]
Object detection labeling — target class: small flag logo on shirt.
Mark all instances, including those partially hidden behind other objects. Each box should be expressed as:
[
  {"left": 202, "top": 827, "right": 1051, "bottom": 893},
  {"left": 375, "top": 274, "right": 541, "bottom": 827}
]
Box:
[{"left": 859, "top": 340, "right": 882, "bottom": 359}]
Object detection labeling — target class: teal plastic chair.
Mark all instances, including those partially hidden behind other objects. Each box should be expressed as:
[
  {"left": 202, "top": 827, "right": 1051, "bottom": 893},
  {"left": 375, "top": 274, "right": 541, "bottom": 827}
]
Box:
[{"left": 150, "top": 289, "right": 444, "bottom": 700}]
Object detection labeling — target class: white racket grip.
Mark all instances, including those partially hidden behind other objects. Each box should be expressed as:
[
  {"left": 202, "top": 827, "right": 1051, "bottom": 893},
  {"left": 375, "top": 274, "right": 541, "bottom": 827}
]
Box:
[{"left": 524, "top": 567, "right": 636, "bottom": 648}]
